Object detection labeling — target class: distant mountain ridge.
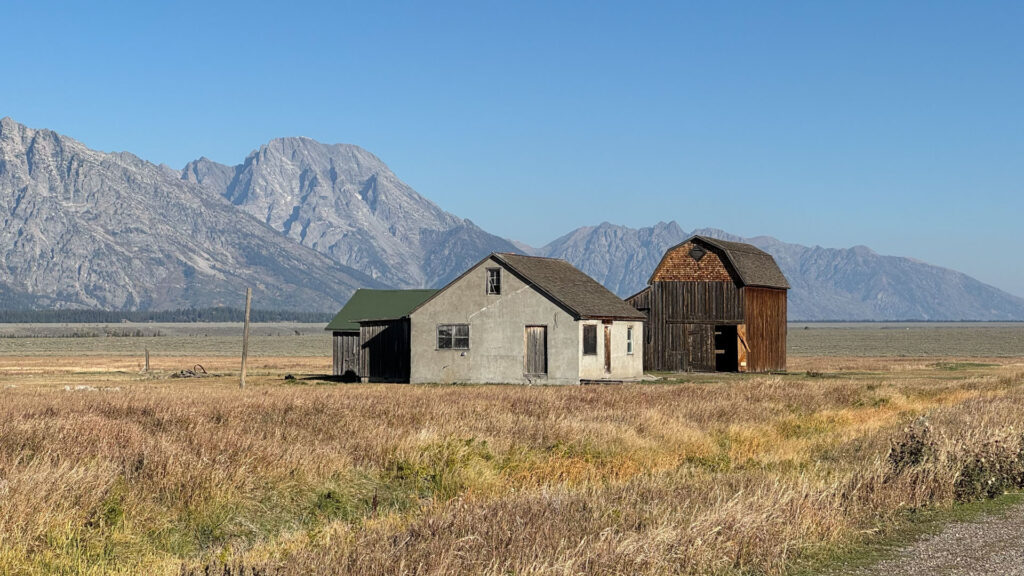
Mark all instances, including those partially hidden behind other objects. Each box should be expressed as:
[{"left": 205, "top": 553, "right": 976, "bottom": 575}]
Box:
[
  {"left": 536, "top": 222, "right": 1024, "bottom": 321},
  {"left": 1, "top": 117, "right": 1022, "bottom": 320},
  {"left": 0, "top": 117, "right": 379, "bottom": 311},
  {"left": 182, "top": 138, "right": 519, "bottom": 289}
]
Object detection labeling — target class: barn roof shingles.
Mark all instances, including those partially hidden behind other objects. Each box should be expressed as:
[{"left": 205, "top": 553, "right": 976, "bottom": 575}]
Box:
[{"left": 688, "top": 235, "right": 790, "bottom": 289}]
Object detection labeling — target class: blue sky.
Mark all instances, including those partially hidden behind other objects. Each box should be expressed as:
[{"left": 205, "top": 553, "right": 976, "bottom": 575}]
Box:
[{"left": 4, "top": 1, "right": 1023, "bottom": 296}]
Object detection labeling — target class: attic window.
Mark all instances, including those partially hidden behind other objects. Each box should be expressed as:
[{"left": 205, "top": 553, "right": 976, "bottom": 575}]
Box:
[
  {"left": 690, "top": 245, "right": 706, "bottom": 262},
  {"left": 486, "top": 268, "right": 501, "bottom": 295}
]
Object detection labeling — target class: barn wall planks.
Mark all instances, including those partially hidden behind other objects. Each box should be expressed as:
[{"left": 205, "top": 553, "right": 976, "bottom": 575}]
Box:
[
  {"left": 663, "top": 281, "right": 744, "bottom": 323},
  {"left": 627, "top": 281, "right": 742, "bottom": 372},
  {"left": 332, "top": 331, "right": 360, "bottom": 377},
  {"left": 359, "top": 320, "right": 411, "bottom": 382},
  {"left": 629, "top": 287, "right": 651, "bottom": 310},
  {"left": 744, "top": 287, "right": 787, "bottom": 372}
]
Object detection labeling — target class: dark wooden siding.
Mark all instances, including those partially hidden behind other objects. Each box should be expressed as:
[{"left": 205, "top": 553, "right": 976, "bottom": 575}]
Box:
[
  {"left": 627, "top": 281, "right": 742, "bottom": 371},
  {"left": 359, "top": 319, "right": 411, "bottom": 382},
  {"left": 629, "top": 287, "right": 651, "bottom": 310},
  {"left": 665, "top": 281, "right": 744, "bottom": 323},
  {"left": 332, "top": 331, "right": 360, "bottom": 377},
  {"left": 743, "top": 287, "right": 787, "bottom": 372}
]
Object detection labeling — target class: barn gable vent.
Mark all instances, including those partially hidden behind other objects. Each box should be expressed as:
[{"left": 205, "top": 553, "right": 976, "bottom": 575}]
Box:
[{"left": 690, "top": 245, "right": 706, "bottom": 262}]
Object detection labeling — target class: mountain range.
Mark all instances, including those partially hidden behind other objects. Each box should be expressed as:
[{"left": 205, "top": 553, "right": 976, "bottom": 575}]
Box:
[
  {"left": 0, "top": 118, "right": 377, "bottom": 312},
  {"left": 535, "top": 222, "right": 1024, "bottom": 321},
  {"left": 1, "top": 117, "right": 1022, "bottom": 320}
]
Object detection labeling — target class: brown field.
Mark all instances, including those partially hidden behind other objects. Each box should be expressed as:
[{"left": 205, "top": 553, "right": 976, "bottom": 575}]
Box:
[{"left": 0, "top": 324, "right": 1023, "bottom": 575}]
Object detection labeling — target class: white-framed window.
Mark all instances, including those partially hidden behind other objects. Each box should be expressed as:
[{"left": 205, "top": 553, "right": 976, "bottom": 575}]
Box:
[
  {"left": 626, "top": 325, "right": 634, "bottom": 355},
  {"left": 583, "top": 324, "right": 597, "bottom": 355},
  {"left": 486, "top": 268, "right": 501, "bottom": 295},
  {"left": 437, "top": 324, "right": 470, "bottom": 350}
]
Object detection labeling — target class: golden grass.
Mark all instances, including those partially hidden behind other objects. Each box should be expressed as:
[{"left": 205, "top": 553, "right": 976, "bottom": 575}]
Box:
[{"left": 0, "top": 357, "right": 1022, "bottom": 575}]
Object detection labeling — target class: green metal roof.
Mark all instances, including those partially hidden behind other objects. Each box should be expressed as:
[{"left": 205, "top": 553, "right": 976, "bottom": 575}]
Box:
[{"left": 325, "top": 289, "right": 438, "bottom": 331}]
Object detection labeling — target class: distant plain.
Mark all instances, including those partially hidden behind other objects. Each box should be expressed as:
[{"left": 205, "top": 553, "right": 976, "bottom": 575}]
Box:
[{"left": 0, "top": 321, "right": 1020, "bottom": 359}]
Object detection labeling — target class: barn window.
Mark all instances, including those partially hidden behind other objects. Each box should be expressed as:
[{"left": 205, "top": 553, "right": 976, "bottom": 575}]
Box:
[
  {"left": 690, "top": 245, "right": 706, "bottom": 262},
  {"left": 583, "top": 324, "right": 597, "bottom": 355},
  {"left": 437, "top": 324, "right": 470, "bottom": 349},
  {"left": 626, "top": 326, "right": 634, "bottom": 355},
  {"left": 486, "top": 268, "right": 501, "bottom": 295}
]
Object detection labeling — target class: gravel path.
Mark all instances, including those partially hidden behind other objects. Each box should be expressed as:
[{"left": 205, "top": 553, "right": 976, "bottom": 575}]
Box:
[{"left": 842, "top": 504, "right": 1024, "bottom": 576}]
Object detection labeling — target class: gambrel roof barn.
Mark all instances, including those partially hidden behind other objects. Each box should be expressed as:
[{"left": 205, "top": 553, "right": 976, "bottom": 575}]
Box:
[{"left": 627, "top": 235, "right": 789, "bottom": 373}]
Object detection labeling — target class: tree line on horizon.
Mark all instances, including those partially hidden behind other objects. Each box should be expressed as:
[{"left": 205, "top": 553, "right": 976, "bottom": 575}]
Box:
[{"left": 0, "top": 308, "right": 333, "bottom": 324}]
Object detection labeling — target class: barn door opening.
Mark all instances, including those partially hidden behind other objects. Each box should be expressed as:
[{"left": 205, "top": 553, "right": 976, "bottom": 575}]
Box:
[
  {"left": 525, "top": 326, "right": 548, "bottom": 375},
  {"left": 714, "top": 325, "right": 738, "bottom": 372}
]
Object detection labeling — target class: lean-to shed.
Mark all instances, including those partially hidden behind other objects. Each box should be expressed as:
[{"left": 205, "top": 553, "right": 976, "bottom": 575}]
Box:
[
  {"left": 627, "top": 235, "right": 789, "bottom": 373},
  {"left": 324, "top": 289, "right": 437, "bottom": 380}
]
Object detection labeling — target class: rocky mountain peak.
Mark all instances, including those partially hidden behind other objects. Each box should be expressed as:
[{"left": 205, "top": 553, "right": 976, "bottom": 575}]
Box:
[
  {"left": 182, "top": 136, "right": 517, "bottom": 288},
  {"left": 0, "top": 117, "right": 379, "bottom": 311}
]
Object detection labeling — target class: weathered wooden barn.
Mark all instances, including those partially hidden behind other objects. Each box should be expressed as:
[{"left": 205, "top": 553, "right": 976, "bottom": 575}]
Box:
[
  {"left": 324, "top": 289, "right": 437, "bottom": 381},
  {"left": 627, "top": 235, "right": 789, "bottom": 373}
]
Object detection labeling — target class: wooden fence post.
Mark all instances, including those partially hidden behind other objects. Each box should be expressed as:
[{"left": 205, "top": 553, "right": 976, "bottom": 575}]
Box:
[
  {"left": 240, "top": 287, "right": 252, "bottom": 389},
  {"left": 144, "top": 347, "right": 150, "bottom": 373}
]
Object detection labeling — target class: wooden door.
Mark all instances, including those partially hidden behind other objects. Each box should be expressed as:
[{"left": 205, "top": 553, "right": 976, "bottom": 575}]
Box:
[
  {"left": 525, "top": 326, "right": 548, "bottom": 375},
  {"left": 687, "top": 325, "right": 715, "bottom": 372},
  {"left": 336, "top": 332, "right": 359, "bottom": 378},
  {"left": 604, "top": 325, "right": 612, "bottom": 373}
]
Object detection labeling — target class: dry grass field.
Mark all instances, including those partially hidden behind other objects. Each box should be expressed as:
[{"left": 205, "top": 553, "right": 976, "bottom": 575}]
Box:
[{"left": 0, "top": 323, "right": 1022, "bottom": 575}]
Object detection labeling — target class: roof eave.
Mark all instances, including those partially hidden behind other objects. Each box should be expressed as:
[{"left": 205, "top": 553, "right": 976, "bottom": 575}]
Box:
[
  {"left": 579, "top": 314, "right": 648, "bottom": 321},
  {"left": 356, "top": 316, "right": 409, "bottom": 324}
]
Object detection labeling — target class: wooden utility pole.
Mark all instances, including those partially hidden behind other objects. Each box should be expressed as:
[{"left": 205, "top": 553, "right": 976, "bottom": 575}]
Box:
[{"left": 240, "top": 287, "right": 252, "bottom": 389}]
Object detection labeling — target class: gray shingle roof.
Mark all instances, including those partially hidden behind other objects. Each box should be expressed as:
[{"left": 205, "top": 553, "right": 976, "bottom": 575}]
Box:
[
  {"left": 492, "top": 253, "right": 647, "bottom": 320},
  {"left": 691, "top": 236, "right": 790, "bottom": 289}
]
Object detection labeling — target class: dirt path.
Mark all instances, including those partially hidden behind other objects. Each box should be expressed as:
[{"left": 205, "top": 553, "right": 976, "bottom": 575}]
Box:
[{"left": 843, "top": 504, "right": 1024, "bottom": 576}]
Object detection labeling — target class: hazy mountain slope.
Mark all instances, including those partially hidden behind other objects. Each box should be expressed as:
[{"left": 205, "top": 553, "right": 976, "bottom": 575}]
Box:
[
  {"left": 0, "top": 118, "right": 378, "bottom": 311},
  {"left": 540, "top": 221, "right": 688, "bottom": 297},
  {"left": 541, "top": 222, "right": 1024, "bottom": 321},
  {"left": 717, "top": 232, "right": 1024, "bottom": 321},
  {"left": 183, "top": 139, "right": 519, "bottom": 288}
]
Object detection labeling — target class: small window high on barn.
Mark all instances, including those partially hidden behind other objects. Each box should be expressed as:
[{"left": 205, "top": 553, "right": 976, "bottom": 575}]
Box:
[
  {"left": 486, "top": 268, "right": 501, "bottom": 295},
  {"left": 690, "top": 244, "right": 706, "bottom": 262},
  {"left": 627, "top": 326, "right": 634, "bottom": 355},
  {"left": 437, "top": 324, "right": 470, "bottom": 349},
  {"left": 583, "top": 324, "right": 597, "bottom": 355}
]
